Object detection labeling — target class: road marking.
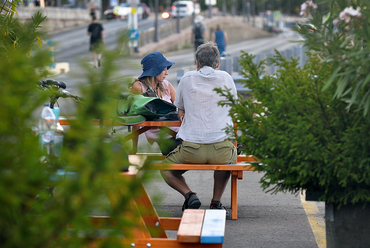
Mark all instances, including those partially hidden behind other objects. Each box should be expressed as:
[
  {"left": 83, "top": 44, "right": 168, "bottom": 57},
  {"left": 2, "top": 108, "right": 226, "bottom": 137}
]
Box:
[{"left": 300, "top": 190, "right": 326, "bottom": 248}]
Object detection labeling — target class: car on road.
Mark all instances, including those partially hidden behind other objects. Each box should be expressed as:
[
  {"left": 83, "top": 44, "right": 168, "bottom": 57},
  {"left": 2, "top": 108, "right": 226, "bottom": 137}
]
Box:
[
  {"left": 171, "top": 1, "right": 199, "bottom": 18},
  {"left": 104, "top": 3, "right": 150, "bottom": 20}
]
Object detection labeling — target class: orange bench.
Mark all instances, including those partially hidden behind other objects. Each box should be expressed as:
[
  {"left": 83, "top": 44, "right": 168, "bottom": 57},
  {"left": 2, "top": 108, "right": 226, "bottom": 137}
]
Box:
[
  {"left": 130, "top": 154, "right": 259, "bottom": 220},
  {"left": 59, "top": 119, "right": 261, "bottom": 219}
]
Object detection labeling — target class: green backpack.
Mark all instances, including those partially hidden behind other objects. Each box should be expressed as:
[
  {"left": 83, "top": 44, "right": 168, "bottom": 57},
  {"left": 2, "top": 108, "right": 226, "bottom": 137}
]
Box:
[{"left": 116, "top": 94, "right": 177, "bottom": 125}]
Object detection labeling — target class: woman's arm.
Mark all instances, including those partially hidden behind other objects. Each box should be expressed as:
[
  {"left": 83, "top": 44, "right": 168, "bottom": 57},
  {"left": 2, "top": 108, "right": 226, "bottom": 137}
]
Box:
[
  {"left": 130, "top": 81, "right": 143, "bottom": 94},
  {"left": 212, "top": 32, "right": 215, "bottom": 42},
  {"left": 168, "top": 82, "right": 176, "bottom": 103},
  {"left": 224, "top": 31, "right": 228, "bottom": 46},
  {"left": 130, "top": 81, "right": 143, "bottom": 154}
]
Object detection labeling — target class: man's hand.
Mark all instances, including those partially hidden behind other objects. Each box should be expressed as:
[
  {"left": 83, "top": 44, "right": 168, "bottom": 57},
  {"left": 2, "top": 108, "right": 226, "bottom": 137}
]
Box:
[{"left": 178, "top": 109, "right": 185, "bottom": 122}]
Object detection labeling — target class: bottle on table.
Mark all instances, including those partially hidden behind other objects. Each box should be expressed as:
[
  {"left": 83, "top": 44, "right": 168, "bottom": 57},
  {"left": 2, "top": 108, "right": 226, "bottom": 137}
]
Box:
[
  {"left": 39, "top": 104, "right": 56, "bottom": 155},
  {"left": 52, "top": 107, "right": 64, "bottom": 157}
]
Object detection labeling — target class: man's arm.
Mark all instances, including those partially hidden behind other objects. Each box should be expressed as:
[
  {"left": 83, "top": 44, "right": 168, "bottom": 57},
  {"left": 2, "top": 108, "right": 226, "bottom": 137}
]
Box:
[{"left": 178, "top": 109, "right": 185, "bottom": 122}]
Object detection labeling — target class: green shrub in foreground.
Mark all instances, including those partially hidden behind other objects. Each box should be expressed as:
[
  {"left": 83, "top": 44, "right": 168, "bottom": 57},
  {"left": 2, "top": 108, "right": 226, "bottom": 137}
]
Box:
[
  {"left": 218, "top": 52, "right": 370, "bottom": 207},
  {"left": 0, "top": 7, "right": 150, "bottom": 247}
]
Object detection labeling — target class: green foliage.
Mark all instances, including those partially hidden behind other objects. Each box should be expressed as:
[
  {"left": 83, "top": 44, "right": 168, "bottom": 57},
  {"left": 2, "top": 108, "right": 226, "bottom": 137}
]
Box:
[
  {"left": 1, "top": 0, "right": 46, "bottom": 58},
  {"left": 0, "top": 7, "right": 152, "bottom": 248},
  {"left": 218, "top": 51, "right": 370, "bottom": 207},
  {"left": 297, "top": 0, "right": 370, "bottom": 116}
]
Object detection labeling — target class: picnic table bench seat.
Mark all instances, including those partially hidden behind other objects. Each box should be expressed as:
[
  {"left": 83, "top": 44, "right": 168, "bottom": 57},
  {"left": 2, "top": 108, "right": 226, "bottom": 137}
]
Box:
[
  {"left": 129, "top": 154, "right": 260, "bottom": 220},
  {"left": 88, "top": 209, "right": 226, "bottom": 248}
]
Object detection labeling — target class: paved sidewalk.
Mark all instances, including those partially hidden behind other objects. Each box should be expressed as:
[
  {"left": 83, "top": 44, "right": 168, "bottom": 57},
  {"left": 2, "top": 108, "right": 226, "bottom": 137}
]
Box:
[{"left": 143, "top": 168, "right": 325, "bottom": 248}]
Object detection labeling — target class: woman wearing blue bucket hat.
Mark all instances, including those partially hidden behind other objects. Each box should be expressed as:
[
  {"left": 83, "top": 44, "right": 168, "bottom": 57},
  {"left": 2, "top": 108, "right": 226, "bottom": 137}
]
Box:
[{"left": 130, "top": 52, "right": 181, "bottom": 155}]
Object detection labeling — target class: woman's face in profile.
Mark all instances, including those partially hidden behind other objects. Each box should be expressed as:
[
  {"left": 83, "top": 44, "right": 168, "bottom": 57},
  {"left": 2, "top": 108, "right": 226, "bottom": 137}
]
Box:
[{"left": 156, "top": 67, "right": 169, "bottom": 82}]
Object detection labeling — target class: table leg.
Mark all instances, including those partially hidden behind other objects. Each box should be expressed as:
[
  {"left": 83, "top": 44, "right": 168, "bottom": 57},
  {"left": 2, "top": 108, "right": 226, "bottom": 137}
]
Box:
[
  {"left": 123, "top": 126, "right": 151, "bottom": 142},
  {"left": 135, "top": 182, "right": 168, "bottom": 238},
  {"left": 231, "top": 171, "right": 238, "bottom": 220}
]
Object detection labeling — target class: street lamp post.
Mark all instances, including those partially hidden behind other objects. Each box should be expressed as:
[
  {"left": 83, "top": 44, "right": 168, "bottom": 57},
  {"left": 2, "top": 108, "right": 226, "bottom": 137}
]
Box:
[
  {"left": 252, "top": 0, "right": 255, "bottom": 27},
  {"left": 243, "top": 0, "right": 247, "bottom": 22},
  {"left": 208, "top": 0, "right": 212, "bottom": 18},
  {"left": 177, "top": 2, "right": 180, "bottom": 33},
  {"left": 154, "top": 0, "right": 159, "bottom": 42},
  {"left": 270, "top": 0, "right": 274, "bottom": 23},
  {"left": 231, "top": 0, "right": 236, "bottom": 16}
]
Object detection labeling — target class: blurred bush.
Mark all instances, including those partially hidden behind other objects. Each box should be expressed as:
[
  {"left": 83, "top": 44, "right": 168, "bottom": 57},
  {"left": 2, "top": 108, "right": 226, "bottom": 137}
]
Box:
[{"left": 0, "top": 1, "right": 153, "bottom": 247}]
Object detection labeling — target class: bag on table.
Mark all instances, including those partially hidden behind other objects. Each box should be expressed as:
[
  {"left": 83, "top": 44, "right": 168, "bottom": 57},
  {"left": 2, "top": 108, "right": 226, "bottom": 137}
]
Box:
[{"left": 116, "top": 93, "right": 177, "bottom": 125}]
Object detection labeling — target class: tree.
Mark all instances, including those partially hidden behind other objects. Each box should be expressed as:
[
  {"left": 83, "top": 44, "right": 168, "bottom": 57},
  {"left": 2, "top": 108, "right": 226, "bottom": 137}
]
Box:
[{"left": 0, "top": 0, "right": 46, "bottom": 59}]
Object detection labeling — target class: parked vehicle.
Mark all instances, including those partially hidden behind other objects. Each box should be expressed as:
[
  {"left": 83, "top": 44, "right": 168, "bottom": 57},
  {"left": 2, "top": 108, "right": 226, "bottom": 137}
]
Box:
[
  {"left": 104, "top": 3, "right": 150, "bottom": 20},
  {"left": 162, "top": 11, "right": 171, "bottom": 19},
  {"left": 171, "top": 1, "right": 199, "bottom": 18},
  {"left": 161, "top": 7, "right": 172, "bottom": 19}
]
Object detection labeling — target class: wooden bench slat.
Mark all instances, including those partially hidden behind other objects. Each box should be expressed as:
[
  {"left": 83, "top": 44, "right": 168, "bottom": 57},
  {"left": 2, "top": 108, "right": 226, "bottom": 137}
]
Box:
[
  {"left": 127, "top": 154, "right": 260, "bottom": 220},
  {"left": 200, "top": 209, "right": 226, "bottom": 244},
  {"left": 132, "top": 154, "right": 260, "bottom": 164},
  {"left": 150, "top": 163, "right": 255, "bottom": 171},
  {"left": 177, "top": 209, "right": 205, "bottom": 243}
]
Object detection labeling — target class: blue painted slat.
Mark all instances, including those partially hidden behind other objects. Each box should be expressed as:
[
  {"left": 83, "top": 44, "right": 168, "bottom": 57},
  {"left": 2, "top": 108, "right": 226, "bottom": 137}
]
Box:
[{"left": 200, "top": 209, "right": 226, "bottom": 244}]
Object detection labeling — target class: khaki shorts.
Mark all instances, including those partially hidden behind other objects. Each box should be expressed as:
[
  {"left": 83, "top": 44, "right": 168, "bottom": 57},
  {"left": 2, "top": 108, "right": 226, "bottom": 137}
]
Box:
[{"left": 164, "top": 140, "right": 237, "bottom": 176}]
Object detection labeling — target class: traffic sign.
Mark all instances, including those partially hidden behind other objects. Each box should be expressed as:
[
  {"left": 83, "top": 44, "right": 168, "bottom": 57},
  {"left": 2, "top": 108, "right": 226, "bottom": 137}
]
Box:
[
  {"left": 128, "top": 29, "right": 140, "bottom": 41},
  {"left": 113, "top": 6, "right": 120, "bottom": 15}
]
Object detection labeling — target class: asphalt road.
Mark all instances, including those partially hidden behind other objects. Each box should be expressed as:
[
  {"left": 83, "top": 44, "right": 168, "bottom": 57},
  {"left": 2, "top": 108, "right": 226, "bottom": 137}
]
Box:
[{"left": 48, "top": 17, "right": 174, "bottom": 64}]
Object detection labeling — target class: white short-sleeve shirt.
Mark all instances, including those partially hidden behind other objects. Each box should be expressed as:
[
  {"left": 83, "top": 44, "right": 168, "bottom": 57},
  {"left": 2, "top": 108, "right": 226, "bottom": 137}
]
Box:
[{"left": 174, "top": 66, "right": 238, "bottom": 144}]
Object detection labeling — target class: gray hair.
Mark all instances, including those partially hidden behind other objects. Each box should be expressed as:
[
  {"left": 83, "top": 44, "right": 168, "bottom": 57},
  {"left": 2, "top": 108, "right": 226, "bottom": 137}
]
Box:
[{"left": 195, "top": 42, "right": 220, "bottom": 69}]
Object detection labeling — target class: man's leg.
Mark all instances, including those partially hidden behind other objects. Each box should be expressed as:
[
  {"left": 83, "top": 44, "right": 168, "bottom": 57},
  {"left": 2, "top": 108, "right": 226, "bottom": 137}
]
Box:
[
  {"left": 212, "top": 170, "right": 231, "bottom": 202},
  {"left": 160, "top": 142, "right": 201, "bottom": 210},
  {"left": 160, "top": 170, "right": 201, "bottom": 210},
  {"left": 209, "top": 140, "right": 236, "bottom": 207},
  {"left": 97, "top": 53, "right": 102, "bottom": 67},
  {"left": 92, "top": 51, "right": 97, "bottom": 67},
  {"left": 160, "top": 170, "right": 191, "bottom": 197}
]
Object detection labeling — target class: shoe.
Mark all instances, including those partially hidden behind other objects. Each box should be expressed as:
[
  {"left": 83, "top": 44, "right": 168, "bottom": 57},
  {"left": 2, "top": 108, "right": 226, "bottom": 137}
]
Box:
[
  {"left": 210, "top": 202, "right": 230, "bottom": 218},
  {"left": 182, "top": 192, "right": 201, "bottom": 211}
]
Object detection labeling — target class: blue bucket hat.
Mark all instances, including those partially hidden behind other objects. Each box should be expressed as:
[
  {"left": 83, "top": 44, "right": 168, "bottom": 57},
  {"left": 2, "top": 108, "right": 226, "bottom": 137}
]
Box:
[{"left": 138, "top": 52, "right": 175, "bottom": 79}]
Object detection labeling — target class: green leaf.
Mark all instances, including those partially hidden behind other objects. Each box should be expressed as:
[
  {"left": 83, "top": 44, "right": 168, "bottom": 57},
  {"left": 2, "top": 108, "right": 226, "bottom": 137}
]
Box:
[{"left": 323, "top": 66, "right": 341, "bottom": 91}]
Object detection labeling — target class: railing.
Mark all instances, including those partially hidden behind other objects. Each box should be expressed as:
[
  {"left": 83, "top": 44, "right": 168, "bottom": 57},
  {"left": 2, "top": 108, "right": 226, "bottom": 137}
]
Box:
[
  {"left": 138, "top": 15, "right": 194, "bottom": 47},
  {"left": 17, "top": 6, "right": 97, "bottom": 33},
  {"left": 177, "top": 46, "right": 308, "bottom": 94}
]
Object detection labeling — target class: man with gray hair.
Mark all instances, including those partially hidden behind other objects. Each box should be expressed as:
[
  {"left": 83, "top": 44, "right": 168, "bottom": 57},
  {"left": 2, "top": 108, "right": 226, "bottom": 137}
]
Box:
[{"left": 161, "top": 42, "right": 238, "bottom": 214}]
